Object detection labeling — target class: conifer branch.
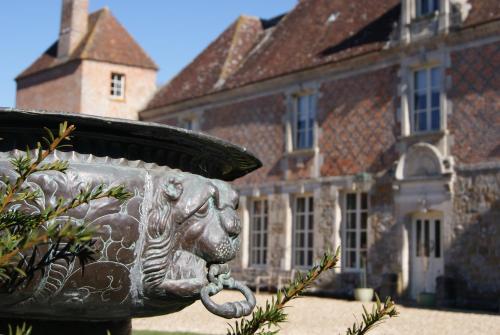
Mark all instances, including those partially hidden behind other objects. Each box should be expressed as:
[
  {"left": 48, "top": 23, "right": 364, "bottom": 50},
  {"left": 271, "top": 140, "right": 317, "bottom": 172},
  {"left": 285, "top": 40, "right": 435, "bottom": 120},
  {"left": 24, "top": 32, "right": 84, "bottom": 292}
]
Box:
[
  {"left": 345, "top": 295, "right": 398, "bottom": 335},
  {"left": 226, "top": 248, "right": 398, "bottom": 335},
  {"left": 0, "top": 123, "right": 132, "bottom": 289},
  {"left": 227, "top": 249, "right": 340, "bottom": 335},
  {"left": 0, "top": 122, "right": 75, "bottom": 213},
  {"left": 7, "top": 322, "right": 31, "bottom": 335}
]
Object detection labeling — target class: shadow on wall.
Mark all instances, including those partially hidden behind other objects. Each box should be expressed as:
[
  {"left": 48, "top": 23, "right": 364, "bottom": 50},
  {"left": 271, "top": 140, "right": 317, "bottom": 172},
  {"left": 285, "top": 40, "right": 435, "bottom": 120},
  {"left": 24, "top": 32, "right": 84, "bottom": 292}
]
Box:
[{"left": 441, "top": 195, "right": 500, "bottom": 312}]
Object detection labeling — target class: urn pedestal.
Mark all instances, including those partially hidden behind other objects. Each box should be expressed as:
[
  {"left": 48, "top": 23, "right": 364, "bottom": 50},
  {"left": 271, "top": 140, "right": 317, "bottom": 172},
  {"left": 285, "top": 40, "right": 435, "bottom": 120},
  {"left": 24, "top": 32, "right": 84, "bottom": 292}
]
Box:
[{"left": 0, "top": 109, "right": 261, "bottom": 334}]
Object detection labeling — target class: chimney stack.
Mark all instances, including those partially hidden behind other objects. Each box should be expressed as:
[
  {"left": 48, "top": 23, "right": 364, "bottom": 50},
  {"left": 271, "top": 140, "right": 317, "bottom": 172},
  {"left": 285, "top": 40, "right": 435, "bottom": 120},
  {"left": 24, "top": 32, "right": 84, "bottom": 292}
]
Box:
[{"left": 58, "top": 0, "right": 89, "bottom": 58}]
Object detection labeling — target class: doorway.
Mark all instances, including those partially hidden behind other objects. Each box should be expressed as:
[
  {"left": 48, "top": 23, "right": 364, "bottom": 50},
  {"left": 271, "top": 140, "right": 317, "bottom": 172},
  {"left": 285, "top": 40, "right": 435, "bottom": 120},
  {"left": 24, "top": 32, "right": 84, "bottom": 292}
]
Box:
[{"left": 411, "top": 212, "right": 444, "bottom": 298}]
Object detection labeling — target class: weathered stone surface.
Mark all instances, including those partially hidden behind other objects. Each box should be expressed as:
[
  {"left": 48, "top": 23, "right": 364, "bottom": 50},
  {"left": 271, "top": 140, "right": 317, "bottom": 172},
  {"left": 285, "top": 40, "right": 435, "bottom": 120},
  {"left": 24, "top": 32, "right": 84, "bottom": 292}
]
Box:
[{"left": 447, "top": 168, "right": 500, "bottom": 309}]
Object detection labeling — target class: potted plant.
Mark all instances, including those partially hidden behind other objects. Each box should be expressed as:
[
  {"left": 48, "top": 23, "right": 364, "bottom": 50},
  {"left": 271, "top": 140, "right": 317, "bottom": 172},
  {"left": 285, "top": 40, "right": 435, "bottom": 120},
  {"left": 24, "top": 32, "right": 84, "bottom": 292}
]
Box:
[{"left": 354, "top": 257, "right": 374, "bottom": 302}]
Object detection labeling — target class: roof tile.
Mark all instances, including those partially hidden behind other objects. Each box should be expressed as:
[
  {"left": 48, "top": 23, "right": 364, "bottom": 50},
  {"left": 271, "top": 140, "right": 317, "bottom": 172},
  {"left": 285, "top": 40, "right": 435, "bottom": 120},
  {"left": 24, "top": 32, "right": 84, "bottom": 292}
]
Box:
[
  {"left": 145, "top": 0, "right": 499, "bottom": 111},
  {"left": 146, "top": 15, "right": 264, "bottom": 110},
  {"left": 17, "top": 8, "right": 157, "bottom": 80}
]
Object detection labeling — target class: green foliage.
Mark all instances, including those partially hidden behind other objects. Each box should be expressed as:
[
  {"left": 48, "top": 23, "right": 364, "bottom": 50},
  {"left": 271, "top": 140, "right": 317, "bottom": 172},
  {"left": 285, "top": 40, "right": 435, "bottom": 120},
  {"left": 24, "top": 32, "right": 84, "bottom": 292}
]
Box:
[
  {"left": 226, "top": 248, "right": 398, "bottom": 335},
  {"left": 0, "top": 122, "right": 132, "bottom": 291},
  {"left": 227, "top": 249, "right": 340, "bottom": 335},
  {"left": 345, "top": 295, "right": 398, "bottom": 335},
  {"left": 7, "top": 323, "right": 31, "bottom": 335}
]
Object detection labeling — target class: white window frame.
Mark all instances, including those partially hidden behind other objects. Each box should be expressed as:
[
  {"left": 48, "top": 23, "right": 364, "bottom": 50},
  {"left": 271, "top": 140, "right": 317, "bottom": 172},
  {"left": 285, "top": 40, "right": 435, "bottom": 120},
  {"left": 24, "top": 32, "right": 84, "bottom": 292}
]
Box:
[
  {"left": 416, "top": 0, "right": 440, "bottom": 17},
  {"left": 342, "top": 192, "right": 369, "bottom": 271},
  {"left": 410, "top": 66, "right": 442, "bottom": 133},
  {"left": 110, "top": 73, "right": 125, "bottom": 99},
  {"left": 249, "top": 198, "right": 269, "bottom": 267},
  {"left": 179, "top": 118, "right": 194, "bottom": 131},
  {"left": 400, "top": 1, "right": 451, "bottom": 43},
  {"left": 176, "top": 111, "right": 201, "bottom": 131},
  {"left": 292, "top": 93, "right": 316, "bottom": 151},
  {"left": 292, "top": 195, "right": 314, "bottom": 268}
]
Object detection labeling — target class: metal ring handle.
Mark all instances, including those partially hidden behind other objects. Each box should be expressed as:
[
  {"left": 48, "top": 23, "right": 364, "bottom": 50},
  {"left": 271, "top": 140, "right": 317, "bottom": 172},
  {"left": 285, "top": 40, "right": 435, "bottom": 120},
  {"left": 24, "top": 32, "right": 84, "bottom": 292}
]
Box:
[{"left": 200, "top": 280, "right": 256, "bottom": 319}]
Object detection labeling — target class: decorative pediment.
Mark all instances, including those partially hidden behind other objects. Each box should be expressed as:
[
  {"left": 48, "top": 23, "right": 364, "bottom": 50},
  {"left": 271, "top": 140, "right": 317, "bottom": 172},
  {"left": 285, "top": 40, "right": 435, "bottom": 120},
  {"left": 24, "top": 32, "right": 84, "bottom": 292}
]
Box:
[{"left": 396, "top": 143, "right": 446, "bottom": 180}]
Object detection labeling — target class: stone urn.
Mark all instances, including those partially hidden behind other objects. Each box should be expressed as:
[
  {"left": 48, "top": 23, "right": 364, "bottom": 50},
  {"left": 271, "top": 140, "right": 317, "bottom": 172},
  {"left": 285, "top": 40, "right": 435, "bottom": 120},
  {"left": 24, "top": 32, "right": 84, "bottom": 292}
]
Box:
[{"left": 0, "top": 108, "right": 261, "bottom": 334}]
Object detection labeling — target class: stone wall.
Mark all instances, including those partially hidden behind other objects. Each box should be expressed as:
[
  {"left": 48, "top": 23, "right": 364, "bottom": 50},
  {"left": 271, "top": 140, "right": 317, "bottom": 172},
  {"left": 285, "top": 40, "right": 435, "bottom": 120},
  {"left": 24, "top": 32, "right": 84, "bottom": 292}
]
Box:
[
  {"left": 267, "top": 194, "right": 290, "bottom": 269},
  {"left": 446, "top": 167, "right": 500, "bottom": 310},
  {"left": 367, "top": 177, "right": 401, "bottom": 296},
  {"left": 80, "top": 60, "right": 157, "bottom": 120},
  {"left": 310, "top": 184, "right": 339, "bottom": 292},
  {"left": 16, "top": 59, "right": 157, "bottom": 120}
]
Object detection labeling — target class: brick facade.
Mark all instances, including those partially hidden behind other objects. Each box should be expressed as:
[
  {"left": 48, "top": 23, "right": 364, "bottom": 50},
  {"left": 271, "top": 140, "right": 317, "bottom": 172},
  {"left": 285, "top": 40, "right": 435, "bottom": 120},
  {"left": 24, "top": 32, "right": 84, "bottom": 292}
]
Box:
[
  {"left": 319, "top": 66, "right": 400, "bottom": 176},
  {"left": 16, "top": 62, "right": 82, "bottom": 113},
  {"left": 449, "top": 41, "right": 500, "bottom": 164},
  {"left": 203, "top": 94, "right": 286, "bottom": 186},
  {"left": 17, "top": 60, "right": 156, "bottom": 119},
  {"left": 140, "top": 0, "right": 500, "bottom": 310}
]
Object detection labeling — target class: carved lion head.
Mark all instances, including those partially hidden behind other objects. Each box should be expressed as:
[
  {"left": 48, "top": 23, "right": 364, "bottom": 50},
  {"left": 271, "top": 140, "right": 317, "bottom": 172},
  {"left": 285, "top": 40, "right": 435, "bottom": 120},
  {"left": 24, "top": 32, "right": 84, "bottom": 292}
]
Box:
[{"left": 142, "top": 170, "right": 240, "bottom": 300}]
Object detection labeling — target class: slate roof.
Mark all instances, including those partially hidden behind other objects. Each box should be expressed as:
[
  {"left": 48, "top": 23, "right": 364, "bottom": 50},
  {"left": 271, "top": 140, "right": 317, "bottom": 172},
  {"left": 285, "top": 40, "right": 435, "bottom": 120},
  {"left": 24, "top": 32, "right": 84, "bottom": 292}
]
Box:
[
  {"left": 146, "top": 15, "right": 271, "bottom": 110},
  {"left": 145, "top": 0, "right": 499, "bottom": 111},
  {"left": 17, "top": 8, "right": 157, "bottom": 80}
]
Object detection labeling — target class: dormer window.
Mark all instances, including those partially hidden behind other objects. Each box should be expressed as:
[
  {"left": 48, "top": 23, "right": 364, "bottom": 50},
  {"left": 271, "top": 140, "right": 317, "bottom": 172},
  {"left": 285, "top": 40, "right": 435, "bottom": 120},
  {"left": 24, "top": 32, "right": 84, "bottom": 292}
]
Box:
[
  {"left": 416, "top": 0, "right": 439, "bottom": 17},
  {"left": 110, "top": 73, "right": 125, "bottom": 99},
  {"left": 401, "top": 0, "right": 449, "bottom": 43}
]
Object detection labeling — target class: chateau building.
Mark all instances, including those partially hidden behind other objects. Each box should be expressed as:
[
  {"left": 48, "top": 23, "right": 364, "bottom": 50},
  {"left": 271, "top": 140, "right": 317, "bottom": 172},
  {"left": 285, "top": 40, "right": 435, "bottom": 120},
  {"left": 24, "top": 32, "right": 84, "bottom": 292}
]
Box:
[
  {"left": 140, "top": 0, "right": 500, "bottom": 309},
  {"left": 16, "top": 0, "right": 157, "bottom": 120}
]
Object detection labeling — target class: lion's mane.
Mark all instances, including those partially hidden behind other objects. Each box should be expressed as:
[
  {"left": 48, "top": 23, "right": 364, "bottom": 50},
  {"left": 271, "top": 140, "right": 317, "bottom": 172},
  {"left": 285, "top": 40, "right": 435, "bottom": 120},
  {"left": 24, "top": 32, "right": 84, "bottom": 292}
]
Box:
[{"left": 142, "top": 183, "right": 176, "bottom": 294}]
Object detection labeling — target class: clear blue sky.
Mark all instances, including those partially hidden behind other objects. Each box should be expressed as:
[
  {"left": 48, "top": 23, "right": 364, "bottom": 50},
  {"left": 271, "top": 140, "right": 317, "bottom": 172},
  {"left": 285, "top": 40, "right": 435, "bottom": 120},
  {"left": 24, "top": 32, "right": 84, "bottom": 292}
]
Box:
[{"left": 0, "top": 1, "right": 297, "bottom": 107}]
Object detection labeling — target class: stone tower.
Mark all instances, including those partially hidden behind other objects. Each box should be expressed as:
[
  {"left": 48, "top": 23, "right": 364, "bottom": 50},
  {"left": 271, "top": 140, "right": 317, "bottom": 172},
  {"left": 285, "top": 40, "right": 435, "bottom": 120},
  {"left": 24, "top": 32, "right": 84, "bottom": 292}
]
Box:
[{"left": 15, "top": 0, "right": 158, "bottom": 120}]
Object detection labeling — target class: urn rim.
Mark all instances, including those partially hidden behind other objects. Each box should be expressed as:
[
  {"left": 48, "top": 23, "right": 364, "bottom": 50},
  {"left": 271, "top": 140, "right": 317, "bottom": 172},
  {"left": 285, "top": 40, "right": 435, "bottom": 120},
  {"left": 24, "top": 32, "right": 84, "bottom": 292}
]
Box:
[{"left": 0, "top": 108, "right": 262, "bottom": 181}]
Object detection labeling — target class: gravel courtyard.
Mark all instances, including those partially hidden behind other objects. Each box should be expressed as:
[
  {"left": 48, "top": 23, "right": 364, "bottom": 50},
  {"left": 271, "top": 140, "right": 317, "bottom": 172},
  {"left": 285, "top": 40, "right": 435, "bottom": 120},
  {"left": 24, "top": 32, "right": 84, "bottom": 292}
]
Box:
[{"left": 133, "top": 291, "right": 500, "bottom": 335}]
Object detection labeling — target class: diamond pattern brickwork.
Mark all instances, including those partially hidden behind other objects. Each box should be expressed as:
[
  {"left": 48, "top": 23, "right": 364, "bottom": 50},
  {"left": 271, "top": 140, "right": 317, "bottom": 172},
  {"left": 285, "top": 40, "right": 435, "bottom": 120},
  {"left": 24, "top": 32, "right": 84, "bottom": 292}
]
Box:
[
  {"left": 203, "top": 94, "right": 286, "bottom": 186},
  {"left": 319, "top": 66, "right": 399, "bottom": 176},
  {"left": 449, "top": 41, "right": 500, "bottom": 164}
]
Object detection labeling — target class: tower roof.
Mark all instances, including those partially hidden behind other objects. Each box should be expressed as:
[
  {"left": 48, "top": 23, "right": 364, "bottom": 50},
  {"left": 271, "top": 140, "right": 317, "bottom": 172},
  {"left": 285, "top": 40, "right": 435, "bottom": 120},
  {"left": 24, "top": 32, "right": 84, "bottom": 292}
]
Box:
[{"left": 16, "top": 8, "right": 157, "bottom": 80}]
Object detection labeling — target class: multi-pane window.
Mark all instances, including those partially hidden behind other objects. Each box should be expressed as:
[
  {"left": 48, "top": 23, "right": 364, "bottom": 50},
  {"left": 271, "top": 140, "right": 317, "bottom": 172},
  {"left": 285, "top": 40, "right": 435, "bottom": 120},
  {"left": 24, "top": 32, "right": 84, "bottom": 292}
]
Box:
[
  {"left": 344, "top": 193, "right": 368, "bottom": 270},
  {"left": 415, "top": 218, "right": 441, "bottom": 258},
  {"left": 294, "top": 94, "right": 315, "bottom": 150},
  {"left": 250, "top": 199, "right": 268, "bottom": 267},
  {"left": 180, "top": 119, "right": 194, "bottom": 130},
  {"left": 416, "top": 0, "right": 439, "bottom": 17},
  {"left": 110, "top": 73, "right": 125, "bottom": 98},
  {"left": 293, "top": 196, "right": 314, "bottom": 267},
  {"left": 412, "top": 67, "right": 441, "bottom": 133}
]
